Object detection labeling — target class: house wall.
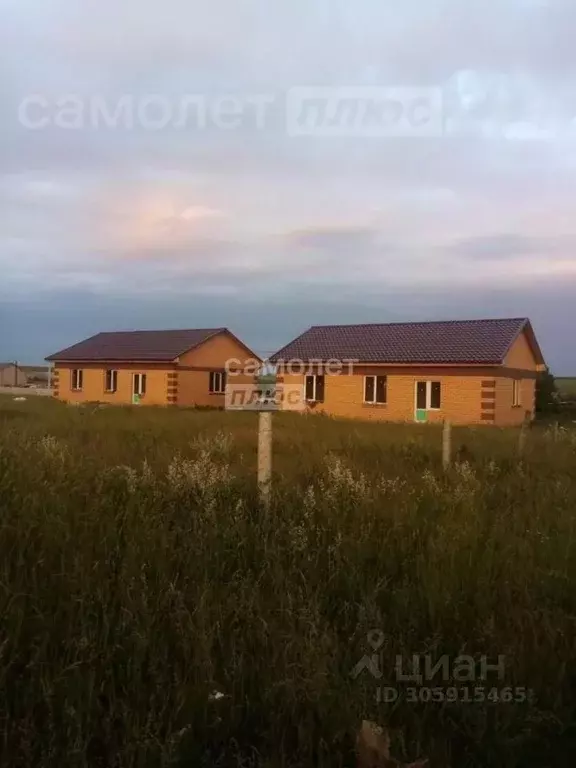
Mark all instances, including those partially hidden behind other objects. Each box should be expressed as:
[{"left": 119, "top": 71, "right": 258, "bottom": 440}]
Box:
[
  {"left": 0, "top": 365, "right": 27, "bottom": 387},
  {"left": 494, "top": 377, "right": 536, "bottom": 426},
  {"left": 495, "top": 330, "right": 538, "bottom": 425},
  {"left": 280, "top": 368, "right": 492, "bottom": 425},
  {"left": 52, "top": 363, "right": 172, "bottom": 406},
  {"left": 504, "top": 330, "right": 538, "bottom": 370},
  {"left": 175, "top": 331, "right": 258, "bottom": 407},
  {"left": 177, "top": 331, "right": 256, "bottom": 369},
  {"left": 280, "top": 364, "right": 538, "bottom": 426}
]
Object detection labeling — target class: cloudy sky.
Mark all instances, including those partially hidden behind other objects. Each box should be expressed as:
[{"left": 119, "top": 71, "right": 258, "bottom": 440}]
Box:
[{"left": 1, "top": 0, "right": 575, "bottom": 371}]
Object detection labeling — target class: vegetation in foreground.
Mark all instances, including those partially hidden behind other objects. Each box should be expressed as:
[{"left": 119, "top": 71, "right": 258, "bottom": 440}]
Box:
[
  {"left": 556, "top": 377, "right": 576, "bottom": 399},
  {"left": 0, "top": 395, "right": 575, "bottom": 767}
]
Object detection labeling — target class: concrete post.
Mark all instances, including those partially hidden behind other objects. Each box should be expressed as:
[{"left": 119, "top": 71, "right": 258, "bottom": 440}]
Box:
[
  {"left": 442, "top": 420, "right": 452, "bottom": 470},
  {"left": 258, "top": 411, "right": 272, "bottom": 506}
]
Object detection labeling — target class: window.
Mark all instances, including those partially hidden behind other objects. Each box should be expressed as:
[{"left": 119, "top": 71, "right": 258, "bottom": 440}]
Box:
[
  {"left": 209, "top": 371, "right": 226, "bottom": 394},
  {"left": 71, "top": 369, "right": 83, "bottom": 391},
  {"left": 364, "top": 375, "right": 387, "bottom": 404},
  {"left": 133, "top": 373, "right": 147, "bottom": 396},
  {"left": 416, "top": 380, "right": 441, "bottom": 410},
  {"left": 305, "top": 374, "right": 325, "bottom": 402},
  {"left": 105, "top": 369, "right": 118, "bottom": 392},
  {"left": 430, "top": 381, "right": 441, "bottom": 410},
  {"left": 512, "top": 379, "right": 521, "bottom": 407}
]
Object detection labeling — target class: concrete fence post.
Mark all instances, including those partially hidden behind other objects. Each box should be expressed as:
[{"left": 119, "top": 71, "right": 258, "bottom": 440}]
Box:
[
  {"left": 442, "top": 419, "right": 452, "bottom": 470},
  {"left": 518, "top": 417, "right": 529, "bottom": 457},
  {"left": 258, "top": 411, "right": 272, "bottom": 506}
]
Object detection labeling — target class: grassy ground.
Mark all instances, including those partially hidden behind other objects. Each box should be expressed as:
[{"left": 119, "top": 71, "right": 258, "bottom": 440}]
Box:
[
  {"left": 556, "top": 377, "right": 576, "bottom": 399},
  {"left": 0, "top": 395, "right": 575, "bottom": 767}
]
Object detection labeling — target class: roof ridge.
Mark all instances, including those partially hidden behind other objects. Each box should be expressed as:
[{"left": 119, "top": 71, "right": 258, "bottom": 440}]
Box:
[
  {"left": 97, "top": 326, "right": 226, "bottom": 334},
  {"left": 308, "top": 317, "right": 528, "bottom": 330}
]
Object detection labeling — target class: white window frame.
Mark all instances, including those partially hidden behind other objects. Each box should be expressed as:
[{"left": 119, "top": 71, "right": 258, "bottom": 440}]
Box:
[
  {"left": 416, "top": 380, "right": 441, "bottom": 411},
  {"left": 363, "top": 375, "right": 387, "bottom": 404},
  {"left": 133, "top": 373, "right": 147, "bottom": 396},
  {"left": 305, "top": 374, "right": 324, "bottom": 402},
  {"left": 71, "top": 369, "right": 83, "bottom": 391},
  {"left": 512, "top": 379, "right": 521, "bottom": 407},
  {"left": 105, "top": 369, "right": 118, "bottom": 393},
  {"left": 209, "top": 371, "right": 226, "bottom": 394}
]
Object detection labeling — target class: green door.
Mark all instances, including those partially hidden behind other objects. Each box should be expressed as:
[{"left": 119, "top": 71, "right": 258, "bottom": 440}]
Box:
[{"left": 415, "top": 381, "right": 427, "bottom": 422}]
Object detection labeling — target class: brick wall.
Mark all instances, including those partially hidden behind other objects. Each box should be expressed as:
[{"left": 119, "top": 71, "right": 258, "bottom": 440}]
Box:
[
  {"left": 54, "top": 363, "right": 172, "bottom": 406},
  {"left": 177, "top": 331, "right": 258, "bottom": 407},
  {"left": 494, "top": 377, "right": 535, "bottom": 426},
  {"left": 279, "top": 369, "right": 539, "bottom": 426},
  {"left": 281, "top": 369, "right": 491, "bottom": 425},
  {"left": 495, "top": 331, "right": 538, "bottom": 425},
  {"left": 504, "top": 331, "right": 538, "bottom": 370}
]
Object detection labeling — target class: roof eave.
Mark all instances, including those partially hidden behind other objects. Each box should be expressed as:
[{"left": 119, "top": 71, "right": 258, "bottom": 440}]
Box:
[{"left": 274, "top": 359, "right": 504, "bottom": 367}]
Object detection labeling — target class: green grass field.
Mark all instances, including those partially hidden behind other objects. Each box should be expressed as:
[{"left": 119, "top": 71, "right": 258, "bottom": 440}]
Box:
[
  {"left": 556, "top": 377, "right": 576, "bottom": 398},
  {"left": 1, "top": 395, "right": 575, "bottom": 766}
]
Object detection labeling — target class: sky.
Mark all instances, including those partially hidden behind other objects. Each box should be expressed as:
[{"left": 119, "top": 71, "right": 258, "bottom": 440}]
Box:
[{"left": 1, "top": 0, "right": 575, "bottom": 372}]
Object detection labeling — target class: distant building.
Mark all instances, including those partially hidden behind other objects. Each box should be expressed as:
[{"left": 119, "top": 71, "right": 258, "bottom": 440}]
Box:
[
  {"left": 20, "top": 366, "right": 50, "bottom": 386},
  {"left": 0, "top": 363, "right": 27, "bottom": 387}
]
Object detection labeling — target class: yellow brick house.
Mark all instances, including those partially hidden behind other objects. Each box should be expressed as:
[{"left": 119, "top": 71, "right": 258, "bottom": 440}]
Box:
[
  {"left": 269, "top": 318, "right": 546, "bottom": 426},
  {"left": 46, "top": 328, "right": 259, "bottom": 407}
]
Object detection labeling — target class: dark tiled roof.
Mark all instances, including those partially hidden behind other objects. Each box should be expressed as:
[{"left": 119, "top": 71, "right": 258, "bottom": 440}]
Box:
[
  {"left": 46, "top": 328, "right": 226, "bottom": 362},
  {"left": 270, "top": 318, "right": 531, "bottom": 365}
]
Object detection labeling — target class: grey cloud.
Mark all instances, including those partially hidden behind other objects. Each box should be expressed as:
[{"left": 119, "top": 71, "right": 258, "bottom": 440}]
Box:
[
  {"left": 2, "top": 276, "right": 575, "bottom": 374},
  {"left": 449, "top": 234, "right": 547, "bottom": 260},
  {"left": 2, "top": 0, "right": 576, "bottom": 370},
  {"left": 287, "top": 226, "right": 380, "bottom": 251},
  {"left": 449, "top": 233, "right": 576, "bottom": 259}
]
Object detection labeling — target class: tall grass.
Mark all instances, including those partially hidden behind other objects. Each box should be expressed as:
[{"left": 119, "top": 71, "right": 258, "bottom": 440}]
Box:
[{"left": 0, "top": 397, "right": 575, "bottom": 766}]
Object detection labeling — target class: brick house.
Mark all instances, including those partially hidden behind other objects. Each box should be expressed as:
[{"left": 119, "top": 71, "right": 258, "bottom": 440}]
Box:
[
  {"left": 270, "top": 318, "right": 545, "bottom": 425},
  {"left": 0, "top": 362, "right": 27, "bottom": 387},
  {"left": 46, "top": 328, "right": 259, "bottom": 407}
]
